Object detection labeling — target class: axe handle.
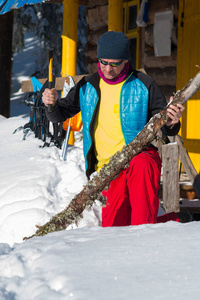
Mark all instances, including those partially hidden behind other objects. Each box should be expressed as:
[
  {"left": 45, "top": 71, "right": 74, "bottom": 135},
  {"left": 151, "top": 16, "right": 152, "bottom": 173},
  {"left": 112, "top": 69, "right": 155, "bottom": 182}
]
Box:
[{"left": 48, "top": 49, "right": 53, "bottom": 113}]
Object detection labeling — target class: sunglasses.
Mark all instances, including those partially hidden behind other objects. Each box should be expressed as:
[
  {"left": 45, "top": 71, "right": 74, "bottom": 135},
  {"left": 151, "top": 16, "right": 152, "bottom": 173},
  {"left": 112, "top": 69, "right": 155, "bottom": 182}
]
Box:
[{"left": 98, "top": 59, "right": 123, "bottom": 67}]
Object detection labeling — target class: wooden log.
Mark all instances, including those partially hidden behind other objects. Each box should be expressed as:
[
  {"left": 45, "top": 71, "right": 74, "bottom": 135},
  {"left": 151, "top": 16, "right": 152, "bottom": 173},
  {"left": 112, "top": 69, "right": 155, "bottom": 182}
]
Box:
[
  {"left": 86, "top": 5, "right": 108, "bottom": 30},
  {"left": 180, "top": 184, "right": 198, "bottom": 200},
  {"left": 148, "top": 0, "right": 179, "bottom": 25},
  {"left": 162, "top": 142, "right": 180, "bottom": 213},
  {"left": 80, "top": 0, "right": 108, "bottom": 7},
  {"left": 144, "top": 49, "right": 177, "bottom": 69},
  {"left": 145, "top": 67, "right": 176, "bottom": 87},
  {"left": 24, "top": 70, "right": 200, "bottom": 240}
]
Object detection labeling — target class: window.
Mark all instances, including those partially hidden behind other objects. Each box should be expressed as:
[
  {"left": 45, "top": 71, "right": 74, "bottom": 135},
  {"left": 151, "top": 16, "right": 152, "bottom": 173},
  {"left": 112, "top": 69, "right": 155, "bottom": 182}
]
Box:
[{"left": 123, "top": 0, "right": 140, "bottom": 69}]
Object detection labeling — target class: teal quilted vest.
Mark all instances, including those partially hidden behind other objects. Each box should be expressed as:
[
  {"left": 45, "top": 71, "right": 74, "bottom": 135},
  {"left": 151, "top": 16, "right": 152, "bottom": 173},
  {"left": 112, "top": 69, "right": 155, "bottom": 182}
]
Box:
[{"left": 79, "top": 74, "right": 149, "bottom": 171}]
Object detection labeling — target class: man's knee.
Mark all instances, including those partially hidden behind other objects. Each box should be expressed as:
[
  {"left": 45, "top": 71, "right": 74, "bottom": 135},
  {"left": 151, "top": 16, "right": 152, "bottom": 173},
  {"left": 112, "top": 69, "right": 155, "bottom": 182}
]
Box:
[
  {"left": 128, "top": 150, "right": 161, "bottom": 180},
  {"left": 130, "top": 152, "right": 152, "bottom": 171}
]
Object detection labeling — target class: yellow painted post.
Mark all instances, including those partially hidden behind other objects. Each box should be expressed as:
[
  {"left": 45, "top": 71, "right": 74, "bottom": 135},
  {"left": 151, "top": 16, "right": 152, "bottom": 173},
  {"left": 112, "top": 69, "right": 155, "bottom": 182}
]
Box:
[
  {"left": 61, "top": 0, "right": 79, "bottom": 145},
  {"left": 61, "top": 0, "right": 79, "bottom": 77},
  {"left": 176, "top": 0, "right": 200, "bottom": 172},
  {"left": 108, "top": 0, "right": 123, "bottom": 31}
]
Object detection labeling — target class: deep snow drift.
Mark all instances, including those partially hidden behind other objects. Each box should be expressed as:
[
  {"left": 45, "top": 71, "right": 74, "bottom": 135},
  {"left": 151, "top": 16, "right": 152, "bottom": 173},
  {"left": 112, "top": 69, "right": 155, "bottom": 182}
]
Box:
[{"left": 0, "top": 125, "right": 200, "bottom": 300}]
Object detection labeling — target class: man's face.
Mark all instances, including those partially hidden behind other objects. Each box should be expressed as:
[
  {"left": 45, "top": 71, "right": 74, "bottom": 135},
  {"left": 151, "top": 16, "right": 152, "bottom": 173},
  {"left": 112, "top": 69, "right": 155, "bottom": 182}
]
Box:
[{"left": 99, "top": 59, "right": 128, "bottom": 80}]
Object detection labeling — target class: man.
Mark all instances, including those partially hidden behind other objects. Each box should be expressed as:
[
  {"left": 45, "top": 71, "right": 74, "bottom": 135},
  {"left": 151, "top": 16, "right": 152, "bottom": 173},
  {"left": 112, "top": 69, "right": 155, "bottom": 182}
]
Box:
[{"left": 42, "top": 31, "right": 185, "bottom": 226}]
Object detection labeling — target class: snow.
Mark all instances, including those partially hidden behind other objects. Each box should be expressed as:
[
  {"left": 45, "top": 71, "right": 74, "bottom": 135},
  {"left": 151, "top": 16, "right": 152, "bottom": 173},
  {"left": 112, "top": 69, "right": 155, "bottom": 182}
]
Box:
[{"left": 0, "top": 32, "right": 200, "bottom": 300}]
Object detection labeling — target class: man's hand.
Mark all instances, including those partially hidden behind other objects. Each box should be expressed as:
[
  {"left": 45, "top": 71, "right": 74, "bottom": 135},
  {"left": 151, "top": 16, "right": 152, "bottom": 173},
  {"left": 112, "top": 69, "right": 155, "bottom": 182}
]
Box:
[
  {"left": 42, "top": 88, "right": 58, "bottom": 108},
  {"left": 166, "top": 97, "right": 185, "bottom": 127}
]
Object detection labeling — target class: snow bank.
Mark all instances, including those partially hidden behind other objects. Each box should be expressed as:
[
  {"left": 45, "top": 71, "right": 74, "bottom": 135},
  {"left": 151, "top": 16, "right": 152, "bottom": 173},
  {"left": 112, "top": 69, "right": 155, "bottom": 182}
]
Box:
[{"left": 0, "top": 116, "right": 200, "bottom": 300}]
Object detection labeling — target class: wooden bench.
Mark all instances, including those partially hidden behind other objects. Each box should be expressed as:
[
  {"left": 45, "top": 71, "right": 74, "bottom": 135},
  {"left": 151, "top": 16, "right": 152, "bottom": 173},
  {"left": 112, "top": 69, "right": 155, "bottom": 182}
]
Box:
[{"left": 160, "top": 135, "right": 200, "bottom": 213}]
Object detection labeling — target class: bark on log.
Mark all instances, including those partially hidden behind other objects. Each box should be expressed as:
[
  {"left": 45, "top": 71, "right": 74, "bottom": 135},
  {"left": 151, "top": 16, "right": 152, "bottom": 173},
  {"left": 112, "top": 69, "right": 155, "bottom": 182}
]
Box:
[{"left": 24, "top": 71, "right": 200, "bottom": 240}]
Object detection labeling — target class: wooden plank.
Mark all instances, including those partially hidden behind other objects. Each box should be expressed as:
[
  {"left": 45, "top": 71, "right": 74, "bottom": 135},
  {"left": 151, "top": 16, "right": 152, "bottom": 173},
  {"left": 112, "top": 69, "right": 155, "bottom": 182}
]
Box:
[
  {"left": 21, "top": 78, "right": 48, "bottom": 92},
  {"left": 21, "top": 75, "right": 87, "bottom": 93},
  {"left": 180, "top": 199, "right": 200, "bottom": 208},
  {"left": 55, "top": 77, "right": 66, "bottom": 91},
  {"left": 180, "top": 199, "right": 200, "bottom": 213},
  {"left": 168, "top": 135, "right": 200, "bottom": 199},
  {"left": 162, "top": 142, "right": 180, "bottom": 213},
  {"left": 55, "top": 75, "right": 86, "bottom": 90}
]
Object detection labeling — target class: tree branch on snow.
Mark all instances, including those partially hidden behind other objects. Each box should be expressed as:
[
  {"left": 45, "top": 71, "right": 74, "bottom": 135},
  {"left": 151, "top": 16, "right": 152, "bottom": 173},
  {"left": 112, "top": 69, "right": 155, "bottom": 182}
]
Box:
[{"left": 24, "top": 70, "right": 200, "bottom": 240}]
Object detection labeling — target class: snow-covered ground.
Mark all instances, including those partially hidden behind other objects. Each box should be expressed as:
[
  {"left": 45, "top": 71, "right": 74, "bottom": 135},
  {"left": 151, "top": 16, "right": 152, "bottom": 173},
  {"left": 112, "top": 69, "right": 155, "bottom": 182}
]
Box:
[{"left": 0, "top": 33, "right": 200, "bottom": 300}]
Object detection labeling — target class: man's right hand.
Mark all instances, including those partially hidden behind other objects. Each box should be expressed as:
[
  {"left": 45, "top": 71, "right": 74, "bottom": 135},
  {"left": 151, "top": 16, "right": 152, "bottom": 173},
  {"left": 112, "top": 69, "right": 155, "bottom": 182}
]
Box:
[{"left": 42, "top": 88, "right": 58, "bottom": 108}]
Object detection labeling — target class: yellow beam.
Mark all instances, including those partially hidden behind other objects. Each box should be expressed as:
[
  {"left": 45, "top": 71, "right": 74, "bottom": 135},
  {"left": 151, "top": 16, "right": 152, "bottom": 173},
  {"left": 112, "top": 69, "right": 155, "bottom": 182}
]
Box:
[
  {"left": 108, "top": 0, "right": 123, "bottom": 31},
  {"left": 61, "top": 0, "right": 79, "bottom": 145},
  {"left": 61, "top": 0, "right": 79, "bottom": 77}
]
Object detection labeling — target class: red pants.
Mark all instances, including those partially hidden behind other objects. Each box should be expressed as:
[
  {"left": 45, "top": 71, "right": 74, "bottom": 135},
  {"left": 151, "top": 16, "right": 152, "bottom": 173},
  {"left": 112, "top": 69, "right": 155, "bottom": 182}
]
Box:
[{"left": 102, "top": 147, "right": 179, "bottom": 227}]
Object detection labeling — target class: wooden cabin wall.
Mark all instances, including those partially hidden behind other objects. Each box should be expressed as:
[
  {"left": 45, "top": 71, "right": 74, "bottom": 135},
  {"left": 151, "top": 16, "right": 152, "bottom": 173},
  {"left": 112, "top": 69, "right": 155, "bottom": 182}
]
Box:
[
  {"left": 81, "top": 0, "right": 180, "bottom": 102},
  {"left": 85, "top": 0, "right": 108, "bottom": 74},
  {"left": 143, "top": 0, "right": 179, "bottom": 101}
]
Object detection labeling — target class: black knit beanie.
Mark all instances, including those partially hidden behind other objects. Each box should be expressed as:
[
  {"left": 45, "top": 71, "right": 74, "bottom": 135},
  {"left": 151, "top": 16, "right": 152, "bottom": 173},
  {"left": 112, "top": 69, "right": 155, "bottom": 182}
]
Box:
[{"left": 97, "top": 31, "right": 130, "bottom": 60}]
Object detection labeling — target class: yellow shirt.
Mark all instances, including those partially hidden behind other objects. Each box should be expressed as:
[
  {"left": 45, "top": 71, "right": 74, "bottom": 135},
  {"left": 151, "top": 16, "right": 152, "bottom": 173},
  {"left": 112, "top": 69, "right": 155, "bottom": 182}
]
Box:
[{"left": 94, "top": 78, "right": 126, "bottom": 172}]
